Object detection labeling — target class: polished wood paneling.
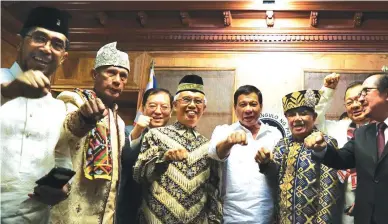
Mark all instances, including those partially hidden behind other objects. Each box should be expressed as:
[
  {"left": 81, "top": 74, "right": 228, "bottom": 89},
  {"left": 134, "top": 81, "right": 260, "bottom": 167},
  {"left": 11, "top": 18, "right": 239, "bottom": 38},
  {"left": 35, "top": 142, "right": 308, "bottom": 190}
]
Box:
[{"left": 1, "top": 39, "right": 17, "bottom": 68}]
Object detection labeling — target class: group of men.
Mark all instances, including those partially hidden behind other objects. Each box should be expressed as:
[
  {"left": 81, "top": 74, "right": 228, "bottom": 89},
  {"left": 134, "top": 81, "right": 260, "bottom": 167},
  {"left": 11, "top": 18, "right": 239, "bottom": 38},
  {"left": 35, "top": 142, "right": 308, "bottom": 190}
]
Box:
[{"left": 1, "top": 6, "right": 388, "bottom": 224}]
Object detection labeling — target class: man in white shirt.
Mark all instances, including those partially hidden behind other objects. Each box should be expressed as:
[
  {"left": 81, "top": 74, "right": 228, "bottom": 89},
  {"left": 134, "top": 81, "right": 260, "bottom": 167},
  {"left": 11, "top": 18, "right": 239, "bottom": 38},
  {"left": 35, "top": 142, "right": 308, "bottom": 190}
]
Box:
[
  {"left": 0, "top": 7, "right": 107, "bottom": 224},
  {"left": 306, "top": 73, "right": 388, "bottom": 224},
  {"left": 208, "top": 85, "right": 282, "bottom": 224}
]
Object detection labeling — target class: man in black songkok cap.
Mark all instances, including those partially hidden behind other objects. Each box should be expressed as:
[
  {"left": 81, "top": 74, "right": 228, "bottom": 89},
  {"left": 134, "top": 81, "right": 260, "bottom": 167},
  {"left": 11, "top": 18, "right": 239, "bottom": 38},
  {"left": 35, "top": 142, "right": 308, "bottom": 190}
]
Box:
[
  {"left": 133, "top": 74, "right": 223, "bottom": 223},
  {"left": 0, "top": 6, "right": 108, "bottom": 224}
]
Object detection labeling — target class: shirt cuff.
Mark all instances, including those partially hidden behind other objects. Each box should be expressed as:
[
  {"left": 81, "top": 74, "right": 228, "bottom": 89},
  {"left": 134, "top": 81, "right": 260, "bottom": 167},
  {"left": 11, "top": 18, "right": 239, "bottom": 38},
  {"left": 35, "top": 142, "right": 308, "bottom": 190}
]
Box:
[
  {"left": 312, "top": 147, "right": 327, "bottom": 158},
  {"left": 129, "top": 133, "right": 142, "bottom": 149},
  {"left": 208, "top": 142, "right": 228, "bottom": 162},
  {"left": 320, "top": 86, "right": 335, "bottom": 100}
]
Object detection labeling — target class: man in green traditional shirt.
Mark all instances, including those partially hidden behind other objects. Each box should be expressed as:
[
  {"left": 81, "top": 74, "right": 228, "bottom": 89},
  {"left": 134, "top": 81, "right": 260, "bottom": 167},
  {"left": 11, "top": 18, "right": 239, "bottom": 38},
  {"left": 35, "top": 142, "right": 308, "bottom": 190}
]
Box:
[{"left": 133, "top": 74, "right": 222, "bottom": 224}]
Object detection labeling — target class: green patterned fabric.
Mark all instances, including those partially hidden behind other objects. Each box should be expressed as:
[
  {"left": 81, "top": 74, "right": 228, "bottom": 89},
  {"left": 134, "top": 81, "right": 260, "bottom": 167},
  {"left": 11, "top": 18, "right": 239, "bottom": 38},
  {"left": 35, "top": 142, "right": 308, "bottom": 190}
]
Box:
[
  {"left": 133, "top": 122, "right": 222, "bottom": 224},
  {"left": 272, "top": 130, "right": 340, "bottom": 224}
]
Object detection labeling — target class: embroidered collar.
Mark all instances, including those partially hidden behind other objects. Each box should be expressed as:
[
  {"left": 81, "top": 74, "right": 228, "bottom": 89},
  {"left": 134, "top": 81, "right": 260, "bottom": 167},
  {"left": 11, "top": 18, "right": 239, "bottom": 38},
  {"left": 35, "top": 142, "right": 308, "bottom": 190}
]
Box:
[
  {"left": 173, "top": 121, "right": 200, "bottom": 138},
  {"left": 231, "top": 120, "right": 272, "bottom": 139}
]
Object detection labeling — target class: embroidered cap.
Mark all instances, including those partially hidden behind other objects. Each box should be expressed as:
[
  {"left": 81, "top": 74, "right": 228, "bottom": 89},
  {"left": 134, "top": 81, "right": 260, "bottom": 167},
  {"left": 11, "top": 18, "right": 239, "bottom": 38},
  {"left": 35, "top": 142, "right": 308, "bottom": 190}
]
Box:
[
  {"left": 282, "top": 89, "right": 321, "bottom": 113},
  {"left": 21, "top": 7, "right": 71, "bottom": 38},
  {"left": 176, "top": 74, "right": 205, "bottom": 95},
  {"left": 94, "top": 42, "right": 130, "bottom": 72}
]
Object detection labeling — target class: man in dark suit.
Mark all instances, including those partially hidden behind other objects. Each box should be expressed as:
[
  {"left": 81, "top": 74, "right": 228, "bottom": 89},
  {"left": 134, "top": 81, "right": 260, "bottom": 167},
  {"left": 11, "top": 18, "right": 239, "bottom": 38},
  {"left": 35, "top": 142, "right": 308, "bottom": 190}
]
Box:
[
  {"left": 117, "top": 88, "right": 173, "bottom": 224},
  {"left": 305, "top": 73, "right": 388, "bottom": 224}
]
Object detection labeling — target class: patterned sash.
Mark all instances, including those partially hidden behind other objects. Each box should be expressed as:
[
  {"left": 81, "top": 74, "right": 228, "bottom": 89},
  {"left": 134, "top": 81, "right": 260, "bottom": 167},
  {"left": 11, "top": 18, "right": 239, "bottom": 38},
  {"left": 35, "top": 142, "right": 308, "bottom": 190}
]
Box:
[
  {"left": 337, "top": 124, "right": 357, "bottom": 190},
  {"left": 74, "top": 88, "right": 113, "bottom": 180}
]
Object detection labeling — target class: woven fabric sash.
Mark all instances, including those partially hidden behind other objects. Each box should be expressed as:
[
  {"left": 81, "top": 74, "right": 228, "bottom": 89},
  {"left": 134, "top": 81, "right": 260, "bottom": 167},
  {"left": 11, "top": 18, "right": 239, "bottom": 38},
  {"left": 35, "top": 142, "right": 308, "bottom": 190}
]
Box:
[
  {"left": 74, "top": 88, "right": 113, "bottom": 180},
  {"left": 337, "top": 124, "right": 357, "bottom": 190}
]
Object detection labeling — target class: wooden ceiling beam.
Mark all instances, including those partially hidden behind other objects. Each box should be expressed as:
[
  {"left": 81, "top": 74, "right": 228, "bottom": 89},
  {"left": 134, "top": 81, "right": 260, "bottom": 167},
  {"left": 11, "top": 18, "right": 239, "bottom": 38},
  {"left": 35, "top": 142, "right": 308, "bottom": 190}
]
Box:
[{"left": 27, "top": 1, "right": 388, "bottom": 12}]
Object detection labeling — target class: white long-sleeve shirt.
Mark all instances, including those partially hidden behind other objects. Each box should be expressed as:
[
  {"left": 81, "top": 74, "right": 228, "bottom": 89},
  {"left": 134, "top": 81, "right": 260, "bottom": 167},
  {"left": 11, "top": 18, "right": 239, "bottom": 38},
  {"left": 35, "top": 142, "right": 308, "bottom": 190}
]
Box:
[
  {"left": 0, "top": 62, "right": 72, "bottom": 224},
  {"left": 208, "top": 121, "right": 282, "bottom": 224}
]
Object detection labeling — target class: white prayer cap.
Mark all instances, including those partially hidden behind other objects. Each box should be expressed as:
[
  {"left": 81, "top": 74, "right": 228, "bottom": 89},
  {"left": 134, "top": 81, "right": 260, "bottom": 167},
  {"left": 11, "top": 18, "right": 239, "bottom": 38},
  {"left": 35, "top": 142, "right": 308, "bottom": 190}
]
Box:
[{"left": 94, "top": 42, "right": 130, "bottom": 72}]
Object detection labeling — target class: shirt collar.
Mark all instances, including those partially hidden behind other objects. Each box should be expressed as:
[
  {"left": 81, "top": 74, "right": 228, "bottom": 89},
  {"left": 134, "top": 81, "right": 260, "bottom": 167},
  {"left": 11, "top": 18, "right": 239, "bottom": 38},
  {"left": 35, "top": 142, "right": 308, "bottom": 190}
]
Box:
[
  {"left": 173, "top": 121, "right": 200, "bottom": 138},
  {"left": 232, "top": 119, "right": 271, "bottom": 138},
  {"left": 9, "top": 62, "right": 23, "bottom": 79},
  {"left": 377, "top": 117, "right": 388, "bottom": 128}
]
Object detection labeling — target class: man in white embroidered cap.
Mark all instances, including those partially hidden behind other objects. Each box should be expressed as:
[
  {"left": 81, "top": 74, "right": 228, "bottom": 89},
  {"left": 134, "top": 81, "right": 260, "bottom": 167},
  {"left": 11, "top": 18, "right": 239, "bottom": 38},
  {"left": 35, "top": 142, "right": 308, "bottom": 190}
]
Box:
[
  {"left": 50, "top": 42, "right": 130, "bottom": 223},
  {"left": 133, "top": 74, "right": 223, "bottom": 223}
]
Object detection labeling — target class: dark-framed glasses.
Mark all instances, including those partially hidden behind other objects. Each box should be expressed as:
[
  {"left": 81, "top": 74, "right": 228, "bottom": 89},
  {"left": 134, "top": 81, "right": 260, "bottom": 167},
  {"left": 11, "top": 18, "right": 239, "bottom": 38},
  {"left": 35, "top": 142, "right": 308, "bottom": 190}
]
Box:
[
  {"left": 176, "top": 96, "right": 205, "bottom": 106},
  {"left": 25, "top": 32, "right": 66, "bottom": 52},
  {"left": 358, "top": 87, "right": 378, "bottom": 97}
]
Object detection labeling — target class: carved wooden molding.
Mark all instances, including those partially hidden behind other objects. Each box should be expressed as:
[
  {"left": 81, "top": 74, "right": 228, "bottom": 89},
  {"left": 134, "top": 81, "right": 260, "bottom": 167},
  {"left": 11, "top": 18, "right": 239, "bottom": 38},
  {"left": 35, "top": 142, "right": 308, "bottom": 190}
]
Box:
[
  {"left": 141, "top": 32, "right": 388, "bottom": 43},
  {"left": 31, "top": 1, "right": 388, "bottom": 12},
  {"left": 96, "top": 12, "right": 108, "bottom": 26},
  {"left": 180, "top": 11, "right": 190, "bottom": 27},
  {"left": 310, "top": 11, "right": 319, "bottom": 27},
  {"left": 223, "top": 11, "right": 232, "bottom": 27},
  {"left": 266, "top": 11, "right": 274, "bottom": 27},
  {"left": 353, "top": 12, "right": 363, "bottom": 28},
  {"left": 137, "top": 11, "right": 148, "bottom": 27}
]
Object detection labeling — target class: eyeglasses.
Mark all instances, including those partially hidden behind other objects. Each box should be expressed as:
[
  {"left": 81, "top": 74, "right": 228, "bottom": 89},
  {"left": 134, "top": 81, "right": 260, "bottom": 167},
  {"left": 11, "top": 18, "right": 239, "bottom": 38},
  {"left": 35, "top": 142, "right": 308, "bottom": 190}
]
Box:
[
  {"left": 176, "top": 97, "right": 205, "bottom": 106},
  {"left": 25, "top": 32, "right": 66, "bottom": 52},
  {"left": 146, "top": 103, "right": 171, "bottom": 112},
  {"left": 358, "top": 87, "right": 378, "bottom": 97}
]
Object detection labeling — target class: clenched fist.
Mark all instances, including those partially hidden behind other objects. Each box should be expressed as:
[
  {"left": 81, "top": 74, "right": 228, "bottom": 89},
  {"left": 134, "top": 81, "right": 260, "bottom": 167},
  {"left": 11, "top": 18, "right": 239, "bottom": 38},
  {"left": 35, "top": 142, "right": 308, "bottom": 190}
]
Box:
[
  {"left": 304, "top": 132, "right": 327, "bottom": 152},
  {"left": 324, "top": 73, "right": 340, "bottom": 89},
  {"left": 226, "top": 130, "right": 248, "bottom": 146},
  {"left": 255, "top": 147, "right": 273, "bottom": 165},
  {"left": 164, "top": 148, "right": 188, "bottom": 162},
  {"left": 136, "top": 115, "right": 152, "bottom": 129},
  {"left": 1, "top": 70, "right": 51, "bottom": 99},
  {"left": 79, "top": 98, "right": 109, "bottom": 123}
]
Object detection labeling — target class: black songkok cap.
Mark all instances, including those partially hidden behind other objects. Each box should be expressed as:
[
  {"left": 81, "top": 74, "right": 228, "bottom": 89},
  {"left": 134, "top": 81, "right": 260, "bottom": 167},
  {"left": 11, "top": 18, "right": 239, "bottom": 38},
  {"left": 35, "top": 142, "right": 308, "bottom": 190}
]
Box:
[
  {"left": 21, "top": 7, "right": 71, "bottom": 38},
  {"left": 176, "top": 74, "right": 205, "bottom": 95}
]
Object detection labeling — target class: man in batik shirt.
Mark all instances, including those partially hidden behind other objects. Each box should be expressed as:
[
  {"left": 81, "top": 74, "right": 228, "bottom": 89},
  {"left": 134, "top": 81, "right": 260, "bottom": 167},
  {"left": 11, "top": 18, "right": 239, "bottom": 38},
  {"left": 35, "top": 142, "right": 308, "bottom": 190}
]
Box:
[
  {"left": 133, "top": 74, "right": 222, "bottom": 224},
  {"left": 256, "top": 89, "right": 340, "bottom": 224}
]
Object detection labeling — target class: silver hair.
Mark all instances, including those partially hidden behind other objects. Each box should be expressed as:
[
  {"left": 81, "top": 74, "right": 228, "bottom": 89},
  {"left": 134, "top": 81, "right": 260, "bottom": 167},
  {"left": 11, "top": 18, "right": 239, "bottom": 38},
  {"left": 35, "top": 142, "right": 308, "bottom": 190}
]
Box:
[{"left": 173, "top": 92, "right": 207, "bottom": 105}]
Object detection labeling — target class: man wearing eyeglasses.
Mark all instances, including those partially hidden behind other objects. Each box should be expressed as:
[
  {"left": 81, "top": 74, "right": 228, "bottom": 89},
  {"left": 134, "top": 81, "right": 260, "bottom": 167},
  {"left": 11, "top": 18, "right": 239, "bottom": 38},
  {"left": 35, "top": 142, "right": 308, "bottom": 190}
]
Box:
[
  {"left": 133, "top": 75, "right": 222, "bottom": 223},
  {"left": 0, "top": 7, "right": 73, "bottom": 224},
  {"left": 0, "top": 6, "right": 113, "bottom": 224},
  {"left": 308, "top": 73, "right": 388, "bottom": 224},
  {"left": 117, "top": 88, "right": 173, "bottom": 224},
  {"left": 314, "top": 74, "right": 371, "bottom": 224}
]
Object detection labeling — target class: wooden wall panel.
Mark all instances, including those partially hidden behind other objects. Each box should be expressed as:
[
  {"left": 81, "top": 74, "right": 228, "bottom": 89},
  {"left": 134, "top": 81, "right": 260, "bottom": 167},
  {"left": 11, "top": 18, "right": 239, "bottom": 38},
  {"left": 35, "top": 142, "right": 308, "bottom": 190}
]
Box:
[{"left": 1, "top": 39, "right": 17, "bottom": 68}]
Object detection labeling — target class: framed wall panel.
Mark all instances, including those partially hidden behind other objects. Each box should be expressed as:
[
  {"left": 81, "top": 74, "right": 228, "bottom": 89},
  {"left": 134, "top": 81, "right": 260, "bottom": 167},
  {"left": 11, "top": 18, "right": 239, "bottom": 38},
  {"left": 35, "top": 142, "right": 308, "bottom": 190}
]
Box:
[{"left": 304, "top": 70, "right": 378, "bottom": 120}]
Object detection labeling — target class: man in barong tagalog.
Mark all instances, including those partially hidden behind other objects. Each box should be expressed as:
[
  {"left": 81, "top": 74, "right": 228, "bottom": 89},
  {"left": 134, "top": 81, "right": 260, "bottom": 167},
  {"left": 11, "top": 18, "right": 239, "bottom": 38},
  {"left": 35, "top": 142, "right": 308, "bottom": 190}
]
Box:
[
  {"left": 133, "top": 74, "right": 223, "bottom": 223},
  {"left": 255, "top": 89, "right": 341, "bottom": 224},
  {"left": 50, "top": 42, "right": 130, "bottom": 223}
]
